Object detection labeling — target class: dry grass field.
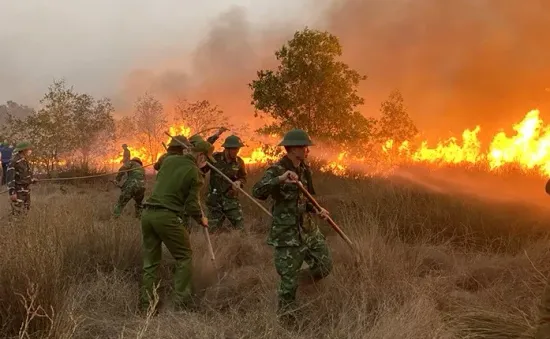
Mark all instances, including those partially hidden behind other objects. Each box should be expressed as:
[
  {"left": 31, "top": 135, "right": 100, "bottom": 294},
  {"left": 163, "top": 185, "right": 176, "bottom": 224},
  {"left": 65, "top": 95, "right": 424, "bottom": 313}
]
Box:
[{"left": 1, "top": 165, "right": 550, "bottom": 339}]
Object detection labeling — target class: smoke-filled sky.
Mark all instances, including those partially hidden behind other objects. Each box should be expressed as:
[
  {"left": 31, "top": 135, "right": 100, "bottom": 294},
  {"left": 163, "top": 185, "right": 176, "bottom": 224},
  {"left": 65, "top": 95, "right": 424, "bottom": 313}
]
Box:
[{"left": 2, "top": 0, "right": 550, "bottom": 139}]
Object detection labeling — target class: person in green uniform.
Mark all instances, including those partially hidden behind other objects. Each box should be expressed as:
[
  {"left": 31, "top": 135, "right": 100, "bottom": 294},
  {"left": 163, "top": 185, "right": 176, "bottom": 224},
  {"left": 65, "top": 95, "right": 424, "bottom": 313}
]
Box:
[
  {"left": 154, "top": 135, "right": 191, "bottom": 171},
  {"left": 206, "top": 135, "right": 247, "bottom": 233},
  {"left": 6, "top": 141, "right": 37, "bottom": 216},
  {"left": 139, "top": 139, "right": 216, "bottom": 312},
  {"left": 113, "top": 157, "right": 146, "bottom": 218},
  {"left": 252, "top": 129, "right": 332, "bottom": 318}
]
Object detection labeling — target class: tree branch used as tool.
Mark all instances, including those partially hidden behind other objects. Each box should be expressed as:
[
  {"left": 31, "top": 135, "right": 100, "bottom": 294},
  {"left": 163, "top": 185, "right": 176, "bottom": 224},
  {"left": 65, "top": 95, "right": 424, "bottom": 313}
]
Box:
[
  {"left": 199, "top": 206, "right": 216, "bottom": 265},
  {"left": 163, "top": 131, "right": 273, "bottom": 218},
  {"left": 295, "top": 181, "right": 356, "bottom": 251},
  {"left": 204, "top": 225, "right": 216, "bottom": 263}
]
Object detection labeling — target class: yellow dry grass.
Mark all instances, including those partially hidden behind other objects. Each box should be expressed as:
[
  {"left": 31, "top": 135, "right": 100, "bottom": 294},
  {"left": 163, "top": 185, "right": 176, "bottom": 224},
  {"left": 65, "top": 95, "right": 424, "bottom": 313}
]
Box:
[{"left": 0, "top": 167, "right": 549, "bottom": 338}]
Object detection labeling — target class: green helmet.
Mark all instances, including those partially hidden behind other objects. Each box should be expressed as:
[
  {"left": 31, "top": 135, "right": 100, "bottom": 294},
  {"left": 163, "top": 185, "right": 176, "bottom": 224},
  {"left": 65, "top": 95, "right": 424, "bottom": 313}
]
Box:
[
  {"left": 188, "top": 134, "right": 204, "bottom": 146},
  {"left": 278, "top": 129, "right": 314, "bottom": 147},
  {"left": 192, "top": 140, "right": 216, "bottom": 163},
  {"left": 222, "top": 135, "right": 244, "bottom": 148},
  {"left": 131, "top": 157, "right": 143, "bottom": 165},
  {"left": 14, "top": 141, "right": 32, "bottom": 152},
  {"left": 168, "top": 135, "right": 190, "bottom": 148}
]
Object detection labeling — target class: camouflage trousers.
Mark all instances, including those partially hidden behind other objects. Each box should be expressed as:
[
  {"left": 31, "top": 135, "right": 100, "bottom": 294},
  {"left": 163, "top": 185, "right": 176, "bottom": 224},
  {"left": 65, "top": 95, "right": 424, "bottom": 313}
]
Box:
[
  {"left": 11, "top": 188, "right": 31, "bottom": 216},
  {"left": 273, "top": 229, "right": 332, "bottom": 313},
  {"left": 114, "top": 185, "right": 146, "bottom": 218},
  {"left": 206, "top": 193, "right": 244, "bottom": 233}
]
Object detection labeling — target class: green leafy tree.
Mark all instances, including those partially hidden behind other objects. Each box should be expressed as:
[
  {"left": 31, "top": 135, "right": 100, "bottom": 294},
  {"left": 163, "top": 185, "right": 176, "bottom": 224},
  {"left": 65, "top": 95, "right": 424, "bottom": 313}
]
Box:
[
  {"left": 133, "top": 92, "right": 168, "bottom": 164},
  {"left": 2, "top": 80, "right": 116, "bottom": 173},
  {"left": 376, "top": 90, "right": 418, "bottom": 144},
  {"left": 249, "top": 27, "right": 373, "bottom": 147}
]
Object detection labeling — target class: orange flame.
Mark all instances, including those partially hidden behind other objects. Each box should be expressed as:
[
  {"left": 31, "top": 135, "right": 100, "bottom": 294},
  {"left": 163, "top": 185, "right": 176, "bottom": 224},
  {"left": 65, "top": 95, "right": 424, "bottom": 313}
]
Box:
[
  {"left": 104, "top": 109, "right": 550, "bottom": 178},
  {"left": 380, "top": 109, "right": 550, "bottom": 176}
]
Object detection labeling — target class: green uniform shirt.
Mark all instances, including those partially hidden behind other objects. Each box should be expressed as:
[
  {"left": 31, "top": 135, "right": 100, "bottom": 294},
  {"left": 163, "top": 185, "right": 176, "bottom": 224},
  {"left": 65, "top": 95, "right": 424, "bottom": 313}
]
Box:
[
  {"left": 154, "top": 151, "right": 180, "bottom": 171},
  {"left": 145, "top": 154, "right": 203, "bottom": 224}
]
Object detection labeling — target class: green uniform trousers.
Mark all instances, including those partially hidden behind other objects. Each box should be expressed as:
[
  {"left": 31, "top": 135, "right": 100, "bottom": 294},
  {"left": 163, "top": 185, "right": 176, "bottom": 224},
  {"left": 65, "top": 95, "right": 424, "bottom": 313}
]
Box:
[
  {"left": 273, "top": 229, "right": 332, "bottom": 312},
  {"left": 140, "top": 207, "right": 193, "bottom": 310}
]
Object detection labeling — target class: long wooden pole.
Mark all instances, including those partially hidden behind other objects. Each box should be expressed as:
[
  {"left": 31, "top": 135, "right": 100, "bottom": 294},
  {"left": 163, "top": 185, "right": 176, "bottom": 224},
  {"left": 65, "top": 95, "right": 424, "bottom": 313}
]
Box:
[
  {"left": 164, "top": 132, "right": 273, "bottom": 218},
  {"left": 295, "top": 181, "right": 355, "bottom": 250}
]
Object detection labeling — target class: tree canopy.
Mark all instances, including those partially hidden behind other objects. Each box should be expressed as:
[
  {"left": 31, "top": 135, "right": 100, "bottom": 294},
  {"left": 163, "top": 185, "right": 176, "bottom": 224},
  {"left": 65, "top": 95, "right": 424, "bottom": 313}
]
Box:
[
  {"left": 376, "top": 90, "right": 418, "bottom": 144},
  {"left": 2, "top": 79, "right": 115, "bottom": 173},
  {"left": 249, "top": 27, "right": 374, "bottom": 147},
  {"left": 133, "top": 92, "right": 168, "bottom": 165}
]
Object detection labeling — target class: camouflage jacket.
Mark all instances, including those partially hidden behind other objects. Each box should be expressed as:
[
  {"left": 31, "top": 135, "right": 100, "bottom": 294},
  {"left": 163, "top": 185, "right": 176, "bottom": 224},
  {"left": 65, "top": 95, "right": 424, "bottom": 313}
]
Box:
[
  {"left": 116, "top": 160, "right": 145, "bottom": 189},
  {"left": 252, "top": 155, "right": 317, "bottom": 247},
  {"left": 208, "top": 151, "right": 247, "bottom": 200},
  {"left": 6, "top": 152, "right": 34, "bottom": 196}
]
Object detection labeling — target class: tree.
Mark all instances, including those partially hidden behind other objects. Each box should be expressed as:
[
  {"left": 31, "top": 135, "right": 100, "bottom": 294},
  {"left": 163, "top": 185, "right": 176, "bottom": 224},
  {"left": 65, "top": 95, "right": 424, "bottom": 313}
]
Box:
[
  {"left": 0, "top": 100, "right": 34, "bottom": 143},
  {"left": 376, "top": 90, "right": 418, "bottom": 144},
  {"left": 0, "top": 101, "right": 34, "bottom": 129},
  {"left": 172, "top": 98, "right": 243, "bottom": 135},
  {"left": 249, "top": 27, "right": 374, "bottom": 147},
  {"left": 71, "top": 95, "right": 116, "bottom": 168},
  {"left": 115, "top": 116, "right": 137, "bottom": 144},
  {"left": 2, "top": 80, "right": 116, "bottom": 173},
  {"left": 133, "top": 92, "right": 168, "bottom": 164}
]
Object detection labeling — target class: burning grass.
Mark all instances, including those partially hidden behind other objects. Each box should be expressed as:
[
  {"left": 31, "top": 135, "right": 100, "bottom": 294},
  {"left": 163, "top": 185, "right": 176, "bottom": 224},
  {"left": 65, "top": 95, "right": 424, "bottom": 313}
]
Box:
[{"left": 1, "top": 166, "right": 550, "bottom": 338}]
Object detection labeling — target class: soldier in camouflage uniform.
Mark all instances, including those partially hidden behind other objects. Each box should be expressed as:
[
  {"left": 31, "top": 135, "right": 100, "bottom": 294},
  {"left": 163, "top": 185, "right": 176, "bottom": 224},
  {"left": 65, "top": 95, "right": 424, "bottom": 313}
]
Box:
[
  {"left": 252, "top": 129, "right": 332, "bottom": 317},
  {"left": 113, "top": 157, "right": 146, "bottom": 218},
  {"left": 206, "top": 135, "right": 247, "bottom": 233},
  {"left": 6, "top": 141, "right": 37, "bottom": 215}
]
